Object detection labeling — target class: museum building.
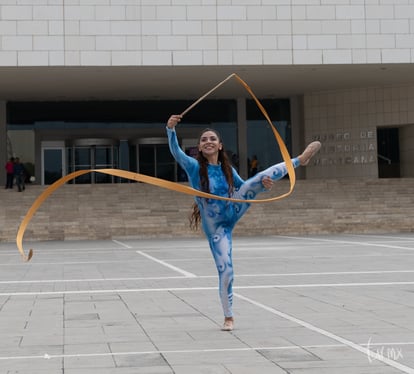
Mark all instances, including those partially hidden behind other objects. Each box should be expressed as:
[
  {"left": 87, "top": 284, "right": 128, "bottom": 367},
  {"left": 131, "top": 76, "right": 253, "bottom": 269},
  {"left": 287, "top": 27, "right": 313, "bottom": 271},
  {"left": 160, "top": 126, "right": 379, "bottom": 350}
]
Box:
[{"left": 1, "top": 1, "right": 414, "bottom": 187}]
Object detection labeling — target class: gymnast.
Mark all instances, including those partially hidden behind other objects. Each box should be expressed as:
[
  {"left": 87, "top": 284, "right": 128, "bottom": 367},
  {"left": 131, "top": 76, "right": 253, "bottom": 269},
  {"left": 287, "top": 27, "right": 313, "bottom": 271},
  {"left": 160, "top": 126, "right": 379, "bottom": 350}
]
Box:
[{"left": 166, "top": 114, "right": 321, "bottom": 331}]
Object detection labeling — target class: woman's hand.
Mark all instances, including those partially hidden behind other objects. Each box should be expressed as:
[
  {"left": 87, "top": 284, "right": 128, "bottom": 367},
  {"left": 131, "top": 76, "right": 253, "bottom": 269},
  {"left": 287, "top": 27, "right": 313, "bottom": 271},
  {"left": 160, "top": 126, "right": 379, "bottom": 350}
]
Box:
[
  {"left": 167, "top": 115, "right": 182, "bottom": 129},
  {"left": 262, "top": 176, "right": 273, "bottom": 190}
]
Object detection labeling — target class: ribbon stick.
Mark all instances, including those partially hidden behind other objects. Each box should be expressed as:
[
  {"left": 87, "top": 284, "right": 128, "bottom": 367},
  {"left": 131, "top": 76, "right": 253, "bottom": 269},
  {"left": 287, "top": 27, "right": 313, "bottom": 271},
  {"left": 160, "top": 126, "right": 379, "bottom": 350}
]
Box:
[
  {"left": 180, "top": 73, "right": 236, "bottom": 117},
  {"left": 16, "top": 73, "right": 295, "bottom": 261}
]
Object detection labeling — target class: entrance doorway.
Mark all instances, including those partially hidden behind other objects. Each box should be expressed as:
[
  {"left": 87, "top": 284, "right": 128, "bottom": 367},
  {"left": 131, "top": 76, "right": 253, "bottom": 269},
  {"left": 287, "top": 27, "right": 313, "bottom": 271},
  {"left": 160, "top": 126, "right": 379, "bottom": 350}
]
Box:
[
  {"left": 42, "top": 142, "right": 65, "bottom": 185},
  {"left": 134, "top": 138, "right": 176, "bottom": 181},
  {"left": 377, "top": 127, "right": 400, "bottom": 178},
  {"left": 67, "top": 139, "right": 118, "bottom": 183}
]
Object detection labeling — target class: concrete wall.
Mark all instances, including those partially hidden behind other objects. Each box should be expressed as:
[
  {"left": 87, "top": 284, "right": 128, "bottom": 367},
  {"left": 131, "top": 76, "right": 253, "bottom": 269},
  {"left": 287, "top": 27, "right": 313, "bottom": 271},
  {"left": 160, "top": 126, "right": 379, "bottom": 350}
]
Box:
[
  {"left": 1, "top": 0, "right": 414, "bottom": 67},
  {"left": 7, "top": 130, "right": 35, "bottom": 165},
  {"left": 400, "top": 123, "right": 414, "bottom": 177},
  {"left": 304, "top": 84, "right": 414, "bottom": 179},
  {"left": 0, "top": 103, "right": 6, "bottom": 187}
]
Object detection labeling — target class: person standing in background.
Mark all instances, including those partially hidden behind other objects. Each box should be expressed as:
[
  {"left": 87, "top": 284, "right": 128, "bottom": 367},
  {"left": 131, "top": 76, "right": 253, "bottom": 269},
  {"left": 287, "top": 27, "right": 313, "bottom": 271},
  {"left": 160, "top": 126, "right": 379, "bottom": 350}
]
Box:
[
  {"left": 250, "top": 155, "right": 258, "bottom": 177},
  {"left": 4, "top": 157, "right": 15, "bottom": 189},
  {"left": 13, "top": 157, "right": 25, "bottom": 192}
]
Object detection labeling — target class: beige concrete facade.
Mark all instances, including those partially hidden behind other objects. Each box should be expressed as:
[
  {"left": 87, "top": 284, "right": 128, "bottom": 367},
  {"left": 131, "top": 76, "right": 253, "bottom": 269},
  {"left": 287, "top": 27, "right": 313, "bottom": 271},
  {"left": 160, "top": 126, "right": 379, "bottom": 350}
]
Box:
[
  {"left": 1, "top": 0, "right": 414, "bottom": 184},
  {"left": 305, "top": 84, "right": 414, "bottom": 179}
]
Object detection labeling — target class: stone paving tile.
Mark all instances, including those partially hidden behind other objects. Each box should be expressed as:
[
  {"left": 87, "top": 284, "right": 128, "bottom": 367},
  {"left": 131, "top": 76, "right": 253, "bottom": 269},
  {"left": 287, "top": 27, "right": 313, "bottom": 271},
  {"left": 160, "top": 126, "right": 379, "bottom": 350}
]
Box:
[
  {"left": 0, "top": 358, "right": 63, "bottom": 373},
  {"left": 111, "top": 352, "right": 168, "bottom": 369},
  {"left": 285, "top": 366, "right": 403, "bottom": 374},
  {"left": 223, "top": 365, "right": 288, "bottom": 374},
  {"left": 63, "top": 355, "right": 116, "bottom": 370},
  {"left": 65, "top": 368, "right": 173, "bottom": 374},
  {"left": 172, "top": 365, "right": 232, "bottom": 374},
  {"left": 258, "top": 347, "right": 322, "bottom": 363}
]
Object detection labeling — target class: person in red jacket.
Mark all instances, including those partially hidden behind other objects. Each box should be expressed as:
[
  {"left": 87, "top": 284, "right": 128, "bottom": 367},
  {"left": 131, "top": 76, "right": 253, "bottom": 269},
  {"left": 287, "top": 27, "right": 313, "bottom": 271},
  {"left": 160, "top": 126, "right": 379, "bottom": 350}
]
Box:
[{"left": 4, "top": 157, "right": 15, "bottom": 189}]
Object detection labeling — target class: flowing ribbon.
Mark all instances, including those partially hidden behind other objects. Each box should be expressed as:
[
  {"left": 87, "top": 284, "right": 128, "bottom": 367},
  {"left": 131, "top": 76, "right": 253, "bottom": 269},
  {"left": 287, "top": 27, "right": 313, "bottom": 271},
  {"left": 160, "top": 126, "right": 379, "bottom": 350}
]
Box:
[{"left": 16, "top": 73, "right": 295, "bottom": 261}]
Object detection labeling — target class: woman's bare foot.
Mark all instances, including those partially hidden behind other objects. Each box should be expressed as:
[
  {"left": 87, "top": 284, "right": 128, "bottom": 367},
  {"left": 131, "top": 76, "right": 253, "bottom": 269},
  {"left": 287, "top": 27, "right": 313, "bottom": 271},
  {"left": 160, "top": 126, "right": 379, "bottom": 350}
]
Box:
[
  {"left": 298, "top": 141, "right": 322, "bottom": 166},
  {"left": 221, "top": 317, "right": 234, "bottom": 331}
]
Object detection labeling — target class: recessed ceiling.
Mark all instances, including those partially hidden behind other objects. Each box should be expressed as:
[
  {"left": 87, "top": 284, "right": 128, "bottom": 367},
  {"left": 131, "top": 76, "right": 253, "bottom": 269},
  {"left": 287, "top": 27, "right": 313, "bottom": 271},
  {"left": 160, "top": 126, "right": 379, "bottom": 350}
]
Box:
[{"left": 1, "top": 64, "right": 413, "bottom": 101}]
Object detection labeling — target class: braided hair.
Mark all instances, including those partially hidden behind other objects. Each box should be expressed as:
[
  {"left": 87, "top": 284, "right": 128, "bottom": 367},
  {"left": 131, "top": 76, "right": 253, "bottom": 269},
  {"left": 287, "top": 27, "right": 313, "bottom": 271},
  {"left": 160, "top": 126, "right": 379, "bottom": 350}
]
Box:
[{"left": 189, "top": 128, "right": 234, "bottom": 230}]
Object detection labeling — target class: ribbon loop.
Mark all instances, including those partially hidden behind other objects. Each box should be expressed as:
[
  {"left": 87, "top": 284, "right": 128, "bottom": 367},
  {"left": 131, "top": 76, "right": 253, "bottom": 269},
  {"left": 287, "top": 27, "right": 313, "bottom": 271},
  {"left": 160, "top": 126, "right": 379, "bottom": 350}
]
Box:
[{"left": 16, "top": 73, "right": 295, "bottom": 261}]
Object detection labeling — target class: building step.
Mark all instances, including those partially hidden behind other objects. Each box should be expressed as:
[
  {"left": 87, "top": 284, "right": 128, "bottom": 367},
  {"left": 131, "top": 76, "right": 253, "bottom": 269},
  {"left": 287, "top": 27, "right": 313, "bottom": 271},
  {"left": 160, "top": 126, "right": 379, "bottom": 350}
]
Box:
[{"left": 1, "top": 178, "right": 413, "bottom": 243}]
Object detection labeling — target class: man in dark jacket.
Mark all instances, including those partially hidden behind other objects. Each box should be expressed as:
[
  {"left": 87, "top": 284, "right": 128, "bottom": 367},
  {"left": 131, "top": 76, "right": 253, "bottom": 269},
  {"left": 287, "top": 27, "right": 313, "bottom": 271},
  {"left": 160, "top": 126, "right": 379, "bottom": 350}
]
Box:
[{"left": 13, "top": 157, "right": 26, "bottom": 192}]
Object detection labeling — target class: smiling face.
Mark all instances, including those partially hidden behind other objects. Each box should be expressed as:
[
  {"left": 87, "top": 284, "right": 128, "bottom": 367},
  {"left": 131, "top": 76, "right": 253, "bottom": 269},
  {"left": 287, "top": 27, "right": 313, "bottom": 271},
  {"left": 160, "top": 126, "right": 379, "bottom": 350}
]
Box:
[{"left": 198, "top": 130, "right": 223, "bottom": 162}]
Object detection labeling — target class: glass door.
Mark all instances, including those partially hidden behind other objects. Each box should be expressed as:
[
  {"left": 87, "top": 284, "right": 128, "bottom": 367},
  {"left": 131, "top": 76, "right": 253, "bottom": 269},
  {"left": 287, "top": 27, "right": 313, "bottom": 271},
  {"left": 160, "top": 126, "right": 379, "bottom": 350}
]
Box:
[
  {"left": 95, "top": 146, "right": 115, "bottom": 183},
  {"left": 156, "top": 144, "right": 175, "bottom": 181},
  {"left": 136, "top": 138, "right": 176, "bottom": 181},
  {"left": 377, "top": 128, "right": 400, "bottom": 178},
  {"left": 138, "top": 145, "right": 155, "bottom": 177},
  {"left": 73, "top": 147, "right": 92, "bottom": 183},
  {"left": 42, "top": 143, "right": 65, "bottom": 185},
  {"left": 67, "top": 139, "right": 118, "bottom": 183}
]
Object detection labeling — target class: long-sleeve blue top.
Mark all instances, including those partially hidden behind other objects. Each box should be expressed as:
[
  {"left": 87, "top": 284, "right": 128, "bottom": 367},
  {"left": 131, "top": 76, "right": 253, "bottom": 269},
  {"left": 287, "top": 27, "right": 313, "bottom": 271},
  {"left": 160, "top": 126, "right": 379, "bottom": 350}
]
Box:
[{"left": 167, "top": 127, "right": 247, "bottom": 233}]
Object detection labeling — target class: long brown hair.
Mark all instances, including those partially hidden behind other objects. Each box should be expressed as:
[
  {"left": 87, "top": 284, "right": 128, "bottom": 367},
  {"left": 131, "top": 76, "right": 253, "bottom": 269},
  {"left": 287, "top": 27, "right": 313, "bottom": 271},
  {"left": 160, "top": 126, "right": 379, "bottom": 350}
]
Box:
[{"left": 189, "top": 128, "right": 234, "bottom": 230}]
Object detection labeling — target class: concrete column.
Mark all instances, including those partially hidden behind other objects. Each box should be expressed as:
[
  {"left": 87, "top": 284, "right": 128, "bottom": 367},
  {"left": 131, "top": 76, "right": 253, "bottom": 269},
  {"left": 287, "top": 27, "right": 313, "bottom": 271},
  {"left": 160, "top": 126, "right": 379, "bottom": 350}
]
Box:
[
  {"left": 237, "top": 98, "right": 248, "bottom": 179},
  {"left": 119, "top": 139, "right": 130, "bottom": 182},
  {"left": 0, "top": 102, "right": 7, "bottom": 186},
  {"left": 290, "top": 95, "right": 305, "bottom": 179},
  {"left": 400, "top": 124, "right": 414, "bottom": 177},
  {"left": 34, "top": 133, "right": 41, "bottom": 185},
  {"left": 119, "top": 140, "right": 129, "bottom": 170}
]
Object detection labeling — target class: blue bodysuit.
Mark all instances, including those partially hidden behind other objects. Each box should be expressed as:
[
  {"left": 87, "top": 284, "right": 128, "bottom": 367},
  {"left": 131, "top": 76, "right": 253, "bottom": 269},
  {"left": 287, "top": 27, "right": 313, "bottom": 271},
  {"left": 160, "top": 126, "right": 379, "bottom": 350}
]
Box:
[{"left": 167, "top": 127, "right": 300, "bottom": 318}]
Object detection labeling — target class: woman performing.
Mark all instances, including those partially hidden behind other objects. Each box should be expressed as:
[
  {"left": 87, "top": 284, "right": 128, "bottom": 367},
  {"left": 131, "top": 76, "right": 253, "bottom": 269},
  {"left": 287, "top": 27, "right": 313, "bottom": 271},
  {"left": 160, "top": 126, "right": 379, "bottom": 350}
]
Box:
[{"left": 166, "top": 114, "right": 321, "bottom": 331}]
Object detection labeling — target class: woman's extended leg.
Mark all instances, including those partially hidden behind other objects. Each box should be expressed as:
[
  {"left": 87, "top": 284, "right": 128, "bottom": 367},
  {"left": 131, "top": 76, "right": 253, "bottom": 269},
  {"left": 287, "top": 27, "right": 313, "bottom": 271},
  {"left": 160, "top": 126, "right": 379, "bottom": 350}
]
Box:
[
  {"left": 231, "top": 157, "right": 300, "bottom": 220},
  {"left": 240, "top": 157, "right": 300, "bottom": 198},
  {"left": 235, "top": 140, "right": 321, "bottom": 203},
  {"left": 233, "top": 140, "right": 321, "bottom": 219}
]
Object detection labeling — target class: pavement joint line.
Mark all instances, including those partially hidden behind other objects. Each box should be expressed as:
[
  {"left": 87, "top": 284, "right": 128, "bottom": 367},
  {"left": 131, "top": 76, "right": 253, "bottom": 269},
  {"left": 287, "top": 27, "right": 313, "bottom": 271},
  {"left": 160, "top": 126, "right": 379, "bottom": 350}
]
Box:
[
  {"left": 0, "top": 247, "right": 208, "bottom": 255},
  {"left": 1, "top": 281, "right": 414, "bottom": 296},
  {"left": 0, "top": 247, "right": 133, "bottom": 253},
  {"left": 237, "top": 269, "right": 414, "bottom": 276},
  {"left": 278, "top": 235, "right": 414, "bottom": 251},
  {"left": 234, "top": 292, "right": 414, "bottom": 374},
  {"left": 0, "top": 275, "right": 189, "bottom": 284},
  {"left": 0, "top": 260, "right": 153, "bottom": 266},
  {"left": 0, "top": 250, "right": 133, "bottom": 256},
  {"left": 136, "top": 250, "right": 197, "bottom": 278},
  {"left": 1, "top": 342, "right": 413, "bottom": 362},
  {"left": 112, "top": 239, "right": 132, "bottom": 248},
  {"left": 164, "top": 253, "right": 414, "bottom": 261},
  {"left": 1, "top": 241, "right": 413, "bottom": 255},
  {"left": 1, "top": 269, "right": 414, "bottom": 285},
  {"left": 3, "top": 252, "right": 414, "bottom": 266},
  {"left": 344, "top": 233, "right": 414, "bottom": 242}
]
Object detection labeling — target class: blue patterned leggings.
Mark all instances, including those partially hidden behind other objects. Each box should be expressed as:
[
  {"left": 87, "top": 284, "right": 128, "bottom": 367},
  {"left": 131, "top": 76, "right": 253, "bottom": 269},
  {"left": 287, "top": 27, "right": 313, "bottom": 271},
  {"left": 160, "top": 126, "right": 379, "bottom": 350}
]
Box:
[{"left": 205, "top": 158, "right": 300, "bottom": 317}]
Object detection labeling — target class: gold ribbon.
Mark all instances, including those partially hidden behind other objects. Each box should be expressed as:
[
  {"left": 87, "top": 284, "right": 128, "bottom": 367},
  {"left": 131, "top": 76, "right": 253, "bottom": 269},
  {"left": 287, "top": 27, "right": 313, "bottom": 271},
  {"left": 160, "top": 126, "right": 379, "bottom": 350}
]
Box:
[{"left": 16, "top": 73, "right": 295, "bottom": 261}]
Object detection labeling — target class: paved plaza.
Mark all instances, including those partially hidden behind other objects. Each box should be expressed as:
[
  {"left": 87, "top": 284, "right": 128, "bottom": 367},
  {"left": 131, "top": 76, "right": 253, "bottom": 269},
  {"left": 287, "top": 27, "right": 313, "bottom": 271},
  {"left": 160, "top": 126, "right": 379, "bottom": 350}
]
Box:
[{"left": 0, "top": 233, "right": 413, "bottom": 374}]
